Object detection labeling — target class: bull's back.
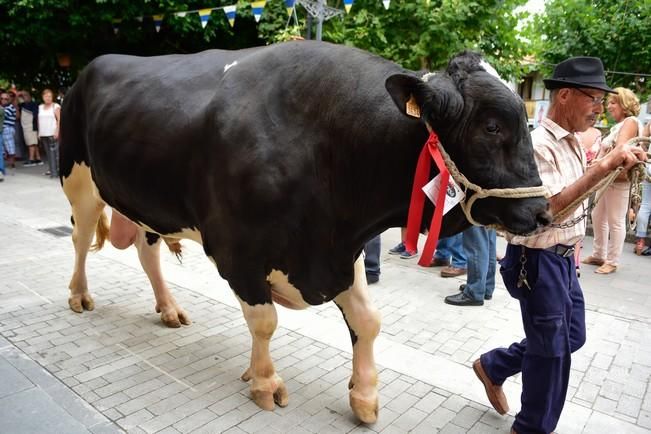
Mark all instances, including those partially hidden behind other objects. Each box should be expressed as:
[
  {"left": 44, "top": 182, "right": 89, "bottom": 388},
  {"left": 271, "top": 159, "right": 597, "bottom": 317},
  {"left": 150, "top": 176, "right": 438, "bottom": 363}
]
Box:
[
  {"left": 61, "top": 49, "right": 263, "bottom": 233},
  {"left": 60, "top": 42, "right": 409, "bottom": 238}
]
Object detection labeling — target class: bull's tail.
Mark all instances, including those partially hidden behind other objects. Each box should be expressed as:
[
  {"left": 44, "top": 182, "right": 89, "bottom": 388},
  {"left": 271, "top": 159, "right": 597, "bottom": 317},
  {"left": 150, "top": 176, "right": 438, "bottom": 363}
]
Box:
[{"left": 90, "top": 211, "right": 110, "bottom": 252}]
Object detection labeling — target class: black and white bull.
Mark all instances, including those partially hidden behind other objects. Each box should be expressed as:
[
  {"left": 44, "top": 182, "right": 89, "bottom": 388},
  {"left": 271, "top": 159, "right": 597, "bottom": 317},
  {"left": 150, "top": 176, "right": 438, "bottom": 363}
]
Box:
[{"left": 60, "top": 41, "right": 549, "bottom": 423}]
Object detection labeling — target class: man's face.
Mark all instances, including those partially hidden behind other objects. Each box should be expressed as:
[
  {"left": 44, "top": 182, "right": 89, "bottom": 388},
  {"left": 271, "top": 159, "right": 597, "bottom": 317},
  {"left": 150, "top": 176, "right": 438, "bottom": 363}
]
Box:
[
  {"left": 0, "top": 93, "right": 9, "bottom": 107},
  {"left": 569, "top": 87, "right": 606, "bottom": 132}
]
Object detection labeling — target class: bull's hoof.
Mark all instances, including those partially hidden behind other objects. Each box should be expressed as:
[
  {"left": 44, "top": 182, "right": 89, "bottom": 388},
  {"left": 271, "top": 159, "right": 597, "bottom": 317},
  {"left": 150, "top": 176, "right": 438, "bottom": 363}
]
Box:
[
  {"left": 350, "top": 390, "right": 379, "bottom": 424},
  {"left": 241, "top": 370, "right": 289, "bottom": 410},
  {"left": 156, "top": 304, "right": 191, "bottom": 328},
  {"left": 68, "top": 293, "right": 95, "bottom": 313}
]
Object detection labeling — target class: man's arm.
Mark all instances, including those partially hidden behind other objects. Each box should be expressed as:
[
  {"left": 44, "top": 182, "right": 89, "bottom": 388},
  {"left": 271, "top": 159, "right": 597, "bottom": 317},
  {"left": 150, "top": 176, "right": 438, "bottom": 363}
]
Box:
[{"left": 549, "top": 145, "right": 647, "bottom": 216}]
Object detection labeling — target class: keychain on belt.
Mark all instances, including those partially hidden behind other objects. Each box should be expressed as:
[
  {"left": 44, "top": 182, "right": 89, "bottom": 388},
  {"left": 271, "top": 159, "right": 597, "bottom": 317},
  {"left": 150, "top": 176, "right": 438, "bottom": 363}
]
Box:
[{"left": 517, "top": 246, "right": 532, "bottom": 291}]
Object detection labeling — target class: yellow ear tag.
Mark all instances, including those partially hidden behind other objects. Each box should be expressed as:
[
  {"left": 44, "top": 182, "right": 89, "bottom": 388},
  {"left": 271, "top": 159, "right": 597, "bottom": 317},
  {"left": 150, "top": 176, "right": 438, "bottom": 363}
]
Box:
[{"left": 405, "top": 95, "right": 421, "bottom": 118}]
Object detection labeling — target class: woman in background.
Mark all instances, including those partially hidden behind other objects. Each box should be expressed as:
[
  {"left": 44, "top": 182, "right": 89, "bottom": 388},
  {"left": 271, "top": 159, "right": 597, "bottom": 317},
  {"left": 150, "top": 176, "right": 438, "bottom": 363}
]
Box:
[
  {"left": 633, "top": 121, "right": 651, "bottom": 255},
  {"left": 583, "top": 87, "right": 643, "bottom": 273},
  {"left": 38, "top": 88, "right": 61, "bottom": 178},
  {"left": 574, "top": 118, "right": 602, "bottom": 276}
]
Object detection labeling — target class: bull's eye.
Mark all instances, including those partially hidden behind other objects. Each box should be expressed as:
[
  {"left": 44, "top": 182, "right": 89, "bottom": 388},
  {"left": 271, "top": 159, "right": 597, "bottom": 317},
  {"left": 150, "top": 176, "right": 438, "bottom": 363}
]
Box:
[{"left": 486, "top": 123, "right": 500, "bottom": 134}]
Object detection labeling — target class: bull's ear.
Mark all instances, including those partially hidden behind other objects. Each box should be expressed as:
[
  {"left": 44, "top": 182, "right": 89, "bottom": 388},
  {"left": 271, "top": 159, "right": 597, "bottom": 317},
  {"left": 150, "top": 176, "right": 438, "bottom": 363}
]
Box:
[{"left": 385, "top": 74, "right": 431, "bottom": 119}]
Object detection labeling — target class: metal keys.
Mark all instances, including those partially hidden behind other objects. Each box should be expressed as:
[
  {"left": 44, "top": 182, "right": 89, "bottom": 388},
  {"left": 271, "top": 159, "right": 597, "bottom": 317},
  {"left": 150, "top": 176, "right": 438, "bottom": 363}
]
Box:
[{"left": 517, "top": 248, "right": 532, "bottom": 291}]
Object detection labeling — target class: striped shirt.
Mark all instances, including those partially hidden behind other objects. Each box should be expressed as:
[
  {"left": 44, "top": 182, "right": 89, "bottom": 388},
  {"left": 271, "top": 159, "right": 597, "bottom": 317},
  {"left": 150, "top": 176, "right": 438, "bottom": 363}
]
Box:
[
  {"left": 507, "top": 117, "right": 587, "bottom": 248},
  {"left": 2, "top": 104, "right": 16, "bottom": 129}
]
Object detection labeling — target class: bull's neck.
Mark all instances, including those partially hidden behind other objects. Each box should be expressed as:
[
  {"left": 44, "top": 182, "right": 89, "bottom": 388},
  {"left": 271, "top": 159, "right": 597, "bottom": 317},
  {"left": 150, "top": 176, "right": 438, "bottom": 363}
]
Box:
[{"left": 342, "top": 120, "right": 432, "bottom": 247}]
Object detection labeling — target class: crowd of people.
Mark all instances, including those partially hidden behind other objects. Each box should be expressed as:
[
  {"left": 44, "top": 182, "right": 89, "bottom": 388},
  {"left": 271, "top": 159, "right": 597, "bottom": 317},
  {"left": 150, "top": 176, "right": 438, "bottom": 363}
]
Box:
[{"left": 0, "top": 87, "right": 62, "bottom": 182}]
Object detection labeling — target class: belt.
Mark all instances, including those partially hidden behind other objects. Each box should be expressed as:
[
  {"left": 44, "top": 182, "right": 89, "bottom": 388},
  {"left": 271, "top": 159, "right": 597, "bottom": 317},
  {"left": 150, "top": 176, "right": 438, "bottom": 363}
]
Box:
[{"left": 543, "top": 244, "right": 575, "bottom": 258}]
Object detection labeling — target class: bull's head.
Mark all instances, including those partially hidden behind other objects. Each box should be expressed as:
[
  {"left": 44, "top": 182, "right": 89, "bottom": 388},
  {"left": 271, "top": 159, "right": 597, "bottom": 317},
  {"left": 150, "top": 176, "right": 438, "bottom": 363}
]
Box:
[{"left": 385, "top": 51, "right": 551, "bottom": 235}]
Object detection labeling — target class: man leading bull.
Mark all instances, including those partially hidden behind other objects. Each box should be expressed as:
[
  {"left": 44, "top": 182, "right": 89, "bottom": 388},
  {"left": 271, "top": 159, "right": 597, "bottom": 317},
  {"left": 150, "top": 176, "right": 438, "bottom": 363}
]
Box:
[{"left": 473, "top": 57, "right": 647, "bottom": 433}]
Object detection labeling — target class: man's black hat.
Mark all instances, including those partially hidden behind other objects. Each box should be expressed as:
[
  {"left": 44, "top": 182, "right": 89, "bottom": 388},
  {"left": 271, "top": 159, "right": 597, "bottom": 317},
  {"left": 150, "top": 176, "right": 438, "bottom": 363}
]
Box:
[{"left": 543, "top": 57, "right": 615, "bottom": 93}]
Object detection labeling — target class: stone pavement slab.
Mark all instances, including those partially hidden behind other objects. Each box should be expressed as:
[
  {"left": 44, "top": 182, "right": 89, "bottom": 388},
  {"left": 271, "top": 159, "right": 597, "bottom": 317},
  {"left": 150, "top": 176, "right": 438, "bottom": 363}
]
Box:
[
  {"left": 0, "top": 335, "right": 121, "bottom": 434},
  {"left": 1, "top": 167, "right": 650, "bottom": 433}
]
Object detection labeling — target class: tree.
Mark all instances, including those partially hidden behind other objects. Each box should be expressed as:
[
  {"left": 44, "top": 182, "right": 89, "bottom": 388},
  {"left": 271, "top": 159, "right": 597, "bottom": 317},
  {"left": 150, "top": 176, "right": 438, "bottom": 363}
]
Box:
[
  {"left": 0, "top": 0, "right": 287, "bottom": 89},
  {"left": 323, "top": 0, "right": 531, "bottom": 78},
  {"left": 526, "top": 0, "right": 651, "bottom": 96},
  {"left": 0, "top": 0, "right": 532, "bottom": 91}
]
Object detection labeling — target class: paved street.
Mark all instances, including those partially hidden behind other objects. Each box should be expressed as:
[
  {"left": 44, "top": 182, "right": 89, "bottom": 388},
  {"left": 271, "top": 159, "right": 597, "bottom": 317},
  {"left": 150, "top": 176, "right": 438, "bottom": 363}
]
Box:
[{"left": 1, "top": 166, "right": 650, "bottom": 433}]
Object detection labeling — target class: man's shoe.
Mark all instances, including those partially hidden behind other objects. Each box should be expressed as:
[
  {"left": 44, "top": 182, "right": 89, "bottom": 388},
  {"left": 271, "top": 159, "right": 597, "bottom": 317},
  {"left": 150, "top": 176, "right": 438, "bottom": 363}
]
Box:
[
  {"left": 23, "top": 160, "right": 35, "bottom": 167},
  {"left": 366, "top": 273, "right": 379, "bottom": 285},
  {"left": 458, "top": 284, "right": 492, "bottom": 300},
  {"left": 635, "top": 238, "right": 646, "bottom": 256},
  {"left": 399, "top": 249, "right": 418, "bottom": 259},
  {"left": 388, "top": 242, "right": 406, "bottom": 255},
  {"left": 473, "top": 359, "right": 509, "bottom": 415},
  {"left": 444, "top": 292, "right": 483, "bottom": 306},
  {"left": 428, "top": 257, "right": 450, "bottom": 267},
  {"left": 440, "top": 266, "right": 467, "bottom": 277}
]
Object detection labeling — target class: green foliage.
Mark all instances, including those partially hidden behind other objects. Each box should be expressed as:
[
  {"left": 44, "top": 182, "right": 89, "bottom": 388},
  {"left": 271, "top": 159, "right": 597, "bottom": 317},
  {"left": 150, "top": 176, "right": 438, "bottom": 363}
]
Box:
[
  {"left": 0, "top": 0, "right": 286, "bottom": 89},
  {"left": 526, "top": 0, "right": 651, "bottom": 96},
  {"left": 0, "top": 0, "right": 531, "bottom": 91},
  {"left": 323, "top": 0, "right": 531, "bottom": 79}
]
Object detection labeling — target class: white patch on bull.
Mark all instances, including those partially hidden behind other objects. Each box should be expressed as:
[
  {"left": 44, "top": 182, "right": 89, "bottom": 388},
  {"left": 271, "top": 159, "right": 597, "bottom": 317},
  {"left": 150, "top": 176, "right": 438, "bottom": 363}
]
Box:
[
  {"left": 136, "top": 224, "right": 203, "bottom": 245},
  {"left": 224, "top": 61, "right": 238, "bottom": 73},
  {"left": 479, "top": 59, "right": 514, "bottom": 93},
  {"left": 266, "top": 270, "right": 310, "bottom": 310},
  {"left": 63, "top": 162, "right": 105, "bottom": 204},
  {"left": 421, "top": 72, "right": 437, "bottom": 82}
]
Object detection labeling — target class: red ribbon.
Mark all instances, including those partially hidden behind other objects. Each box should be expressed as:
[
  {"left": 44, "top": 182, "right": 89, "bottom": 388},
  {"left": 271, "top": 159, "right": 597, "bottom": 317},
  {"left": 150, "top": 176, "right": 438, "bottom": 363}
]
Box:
[{"left": 404, "top": 131, "right": 450, "bottom": 267}]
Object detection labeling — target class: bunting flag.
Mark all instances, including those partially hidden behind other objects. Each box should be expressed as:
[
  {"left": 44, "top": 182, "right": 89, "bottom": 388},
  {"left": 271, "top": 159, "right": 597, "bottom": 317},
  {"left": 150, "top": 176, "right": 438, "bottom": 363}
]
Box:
[
  {"left": 251, "top": 1, "right": 266, "bottom": 23},
  {"left": 114, "top": 0, "right": 390, "bottom": 36},
  {"left": 198, "top": 8, "right": 212, "bottom": 28},
  {"left": 153, "top": 14, "right": 164, "bottom": 32},
  {"left": 223, "top": 5, "right": 237, "bottom": 27},
  {"left": 284, "top": 0, "right": 296, "bottom": 17},
  {"left": 112, "top": 18, "right": 122, "bottom": 34}
]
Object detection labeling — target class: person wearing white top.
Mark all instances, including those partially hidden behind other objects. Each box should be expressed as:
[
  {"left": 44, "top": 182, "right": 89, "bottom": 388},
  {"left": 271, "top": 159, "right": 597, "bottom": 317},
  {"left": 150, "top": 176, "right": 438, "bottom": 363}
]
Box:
[
  {"left": 634, "top": 122, "right": 651, "bottom": 255},
  {"left": 38, "top": 88, "right": 61, "bottom": 178},
  {"left": 583, "top": 87, "right": 643, "bottom": 273}
]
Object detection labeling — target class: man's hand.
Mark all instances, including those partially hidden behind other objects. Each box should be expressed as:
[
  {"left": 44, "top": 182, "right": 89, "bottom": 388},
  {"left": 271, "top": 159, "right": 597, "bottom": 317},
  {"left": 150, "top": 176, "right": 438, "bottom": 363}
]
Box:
[{"left": 599, "top": 144, "right": 647, "bottom": 172}]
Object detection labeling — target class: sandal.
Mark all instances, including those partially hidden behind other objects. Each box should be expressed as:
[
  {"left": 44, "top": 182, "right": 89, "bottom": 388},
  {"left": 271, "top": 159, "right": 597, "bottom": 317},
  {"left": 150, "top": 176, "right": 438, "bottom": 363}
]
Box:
[
  {"left": 635, "top": 239, "right": 646, "bottom": 256},
  {"left": 595, "top": 263, "right": 617, "bottom": 274},
  {"left": 582, "top": 256, "right": 604, "bottom": 266}
]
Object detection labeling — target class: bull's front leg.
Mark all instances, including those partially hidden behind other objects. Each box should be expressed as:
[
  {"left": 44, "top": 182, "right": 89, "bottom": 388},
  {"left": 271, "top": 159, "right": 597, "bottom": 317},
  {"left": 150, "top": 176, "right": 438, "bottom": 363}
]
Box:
[
  {"left": 334, "top": 256, "right": 381, "bottom": 424},
  {"left": 133, "top": 228, "right": 190, "bottom": 328},
  {"left": 238, "top": 297, "right": 289, "bottom": 410}
]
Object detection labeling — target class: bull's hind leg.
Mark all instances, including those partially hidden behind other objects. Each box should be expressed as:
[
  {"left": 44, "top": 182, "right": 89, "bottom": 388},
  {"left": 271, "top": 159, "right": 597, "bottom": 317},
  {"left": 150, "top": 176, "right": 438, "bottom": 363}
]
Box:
[
  {"left": 237, "top": 296, "right": 288, "bottom": 410},
  {"left": 133, "top": 228, "right": 190, "bottom": 327},
  {"left": 62, "top": 163, "right": 107, "bottom": 313},
  {"left": 334, "top": 256, "right": 381, "bottom": 423}
]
